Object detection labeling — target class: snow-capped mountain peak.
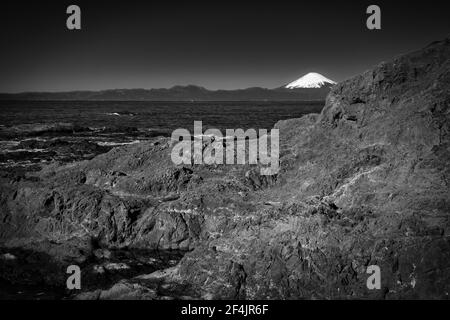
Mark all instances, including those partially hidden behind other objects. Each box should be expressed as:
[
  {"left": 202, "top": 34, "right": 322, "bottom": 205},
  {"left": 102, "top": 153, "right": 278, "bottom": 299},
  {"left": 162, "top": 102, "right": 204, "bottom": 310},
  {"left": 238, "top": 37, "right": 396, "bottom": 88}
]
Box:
[{"left": 285, "top": 72, "right": 336, "bottom": 89}]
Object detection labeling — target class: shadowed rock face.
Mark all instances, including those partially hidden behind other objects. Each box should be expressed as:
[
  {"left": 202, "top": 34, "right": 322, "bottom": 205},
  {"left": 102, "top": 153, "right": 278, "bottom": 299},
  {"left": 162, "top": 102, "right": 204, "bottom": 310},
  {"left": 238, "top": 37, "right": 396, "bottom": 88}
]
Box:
[{"left": 0, "top": 38, "right": 449, "bottom": 299}]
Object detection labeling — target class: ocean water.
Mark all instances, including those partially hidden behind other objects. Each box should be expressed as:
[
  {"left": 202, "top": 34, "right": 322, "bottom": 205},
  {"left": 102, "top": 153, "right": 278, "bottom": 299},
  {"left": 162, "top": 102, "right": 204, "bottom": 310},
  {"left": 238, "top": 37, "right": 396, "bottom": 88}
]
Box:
[{"left": 0, "top": 100, "right": 324, "bottom": 169}]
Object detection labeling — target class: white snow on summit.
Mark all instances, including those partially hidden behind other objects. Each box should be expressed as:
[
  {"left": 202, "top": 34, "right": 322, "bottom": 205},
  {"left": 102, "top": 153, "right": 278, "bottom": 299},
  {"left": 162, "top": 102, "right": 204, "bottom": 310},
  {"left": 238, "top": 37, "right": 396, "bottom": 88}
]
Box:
[{"left": 285, "top": 72, "right": 336, "bottom": 89}]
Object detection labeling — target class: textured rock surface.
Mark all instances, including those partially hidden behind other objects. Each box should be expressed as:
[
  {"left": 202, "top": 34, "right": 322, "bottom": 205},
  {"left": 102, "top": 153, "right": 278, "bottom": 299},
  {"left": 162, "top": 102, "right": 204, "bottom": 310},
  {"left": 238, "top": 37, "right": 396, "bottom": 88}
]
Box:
[{"left": 0, "top": 39, "right": 449, "bottom": 299}]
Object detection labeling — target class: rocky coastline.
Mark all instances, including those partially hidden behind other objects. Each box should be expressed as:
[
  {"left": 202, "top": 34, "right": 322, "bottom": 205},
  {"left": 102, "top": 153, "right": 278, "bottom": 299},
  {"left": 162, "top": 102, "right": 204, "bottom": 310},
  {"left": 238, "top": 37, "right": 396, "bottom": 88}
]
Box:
[{"left": 1, "top": 38, "right": 449, "bottom": 299}]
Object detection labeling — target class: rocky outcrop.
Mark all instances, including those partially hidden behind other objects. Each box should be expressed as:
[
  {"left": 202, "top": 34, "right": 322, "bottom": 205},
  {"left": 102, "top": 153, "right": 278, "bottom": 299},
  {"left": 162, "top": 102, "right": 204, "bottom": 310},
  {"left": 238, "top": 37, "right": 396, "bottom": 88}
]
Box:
[
  {"left": 0, "top": 38, "right": 449, "bottom": 299},
  {"left": 175, "top": 38, "right": 450, "bottom": 299}
]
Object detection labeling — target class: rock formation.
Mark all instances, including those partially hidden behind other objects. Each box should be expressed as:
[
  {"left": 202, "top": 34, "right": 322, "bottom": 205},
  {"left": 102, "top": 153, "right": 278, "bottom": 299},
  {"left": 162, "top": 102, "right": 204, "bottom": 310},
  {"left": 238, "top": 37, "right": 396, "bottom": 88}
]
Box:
[{"left": 0, "top": 38, "right": 449, "bottom": 299}]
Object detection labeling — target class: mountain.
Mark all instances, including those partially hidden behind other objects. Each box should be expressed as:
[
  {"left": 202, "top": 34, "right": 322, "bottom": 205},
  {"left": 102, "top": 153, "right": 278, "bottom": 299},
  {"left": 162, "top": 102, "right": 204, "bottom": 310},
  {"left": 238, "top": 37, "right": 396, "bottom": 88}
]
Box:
[
  {"left": 0, "top": 84, "right": 333, "bottom": 101},
  {"left": 285, "top": 72, "right": 336, "bottom": 89}
]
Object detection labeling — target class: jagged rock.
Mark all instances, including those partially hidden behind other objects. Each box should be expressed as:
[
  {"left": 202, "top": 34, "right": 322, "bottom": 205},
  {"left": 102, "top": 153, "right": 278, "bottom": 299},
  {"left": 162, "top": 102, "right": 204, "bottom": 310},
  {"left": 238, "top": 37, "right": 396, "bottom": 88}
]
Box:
[{"left": 174, "top": 38, "right": 450, "bottom": 299}]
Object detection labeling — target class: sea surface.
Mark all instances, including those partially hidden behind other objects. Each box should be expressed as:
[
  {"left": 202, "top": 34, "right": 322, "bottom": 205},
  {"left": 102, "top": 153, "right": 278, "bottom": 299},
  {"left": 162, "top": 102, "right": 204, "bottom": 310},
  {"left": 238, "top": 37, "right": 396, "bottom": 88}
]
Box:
[{"left": 0, "top": 100, "right": 324, "bottom": 169}]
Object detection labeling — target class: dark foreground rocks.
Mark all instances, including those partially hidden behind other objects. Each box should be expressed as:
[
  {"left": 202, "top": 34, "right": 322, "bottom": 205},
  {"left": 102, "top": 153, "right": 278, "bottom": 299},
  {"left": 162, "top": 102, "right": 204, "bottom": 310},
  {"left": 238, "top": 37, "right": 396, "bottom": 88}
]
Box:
[{"left": 0, "top": 38, "right": 449, "bottom": 299}]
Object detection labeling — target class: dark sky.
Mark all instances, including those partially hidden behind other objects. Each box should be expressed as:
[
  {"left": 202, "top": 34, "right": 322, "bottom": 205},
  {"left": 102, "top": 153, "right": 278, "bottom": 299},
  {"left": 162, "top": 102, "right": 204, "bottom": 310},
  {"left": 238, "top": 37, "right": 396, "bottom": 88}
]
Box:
[{"left": 0, "top": 0, "right": 449, "bottom": 92}]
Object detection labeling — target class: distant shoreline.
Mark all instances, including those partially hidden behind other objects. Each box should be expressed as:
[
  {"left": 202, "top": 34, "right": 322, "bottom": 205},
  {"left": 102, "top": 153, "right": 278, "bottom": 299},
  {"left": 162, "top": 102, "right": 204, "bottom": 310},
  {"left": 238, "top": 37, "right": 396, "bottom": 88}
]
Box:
[{"left": 0, "top": 99, "right": 326, "bottom": 102}]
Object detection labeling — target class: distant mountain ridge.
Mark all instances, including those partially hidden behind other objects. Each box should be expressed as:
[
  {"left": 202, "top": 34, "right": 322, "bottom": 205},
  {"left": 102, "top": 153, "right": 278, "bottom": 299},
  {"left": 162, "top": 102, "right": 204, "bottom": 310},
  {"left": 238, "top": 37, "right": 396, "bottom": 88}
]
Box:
[
  {"left": 0, "top": 74, "right": 336, "bottom": 101},
  {"left": 0, "top": 85, "right": 331, "bottom": 101}
]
